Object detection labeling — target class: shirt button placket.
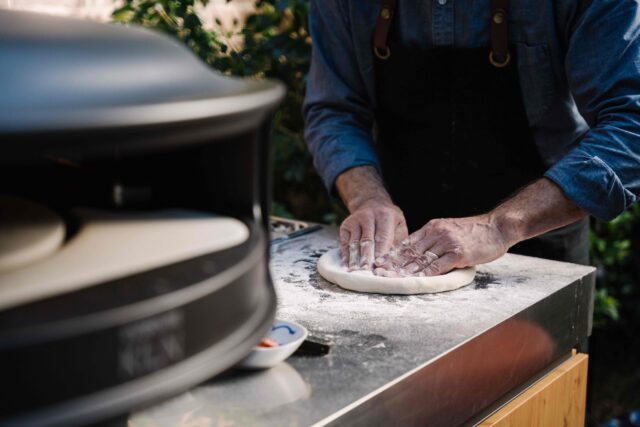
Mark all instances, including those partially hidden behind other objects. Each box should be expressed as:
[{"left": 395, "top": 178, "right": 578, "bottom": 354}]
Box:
[{"left": 432, "top": 0, "right": 454, "bottom": 47}]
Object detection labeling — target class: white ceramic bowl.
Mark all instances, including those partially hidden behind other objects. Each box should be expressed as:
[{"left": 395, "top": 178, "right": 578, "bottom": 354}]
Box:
[{"left": 237, "top": 319, "right": 308, "bottom": 370}]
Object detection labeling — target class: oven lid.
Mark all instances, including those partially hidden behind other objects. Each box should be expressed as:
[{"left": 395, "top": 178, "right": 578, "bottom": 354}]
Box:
[
  {"left": 0, "top": 10, "right": 284, "bottom": 136},
  {"left": 0, "top": 204, "right": 250, "bottom": 311}
]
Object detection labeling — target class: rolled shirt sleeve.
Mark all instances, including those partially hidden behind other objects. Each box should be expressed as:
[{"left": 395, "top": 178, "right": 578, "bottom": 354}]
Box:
[
  {"left": 303, "top": 0, "right": 380, "bottom": 193},
  {"left": 545, "top": 0, "right": 640, "bottom": 220}
]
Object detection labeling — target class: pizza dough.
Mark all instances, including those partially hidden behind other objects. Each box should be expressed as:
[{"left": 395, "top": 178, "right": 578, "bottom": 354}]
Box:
[{"left": 317, "top": 248, "right": 476, "bottom": 295}]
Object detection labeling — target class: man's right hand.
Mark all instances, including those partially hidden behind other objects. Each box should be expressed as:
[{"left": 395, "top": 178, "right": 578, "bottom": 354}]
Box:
[{"left": 335, "top": 166, "right": 408, "bottom": 270}]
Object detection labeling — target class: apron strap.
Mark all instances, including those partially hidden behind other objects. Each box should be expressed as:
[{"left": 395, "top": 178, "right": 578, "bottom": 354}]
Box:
[
  {"left": 490, "top": 0, "right": 511, "bottom": 67},
  {"left": 373, "top": 0, "right": 396, "bottom": 59},
  {"left": 373, "top": 0, "right": 511, "bottom": 67}
]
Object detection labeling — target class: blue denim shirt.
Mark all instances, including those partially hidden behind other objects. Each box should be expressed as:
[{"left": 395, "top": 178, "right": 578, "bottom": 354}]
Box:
[{"left": 303, "top": 0, "right": 640, "bottom": 220}]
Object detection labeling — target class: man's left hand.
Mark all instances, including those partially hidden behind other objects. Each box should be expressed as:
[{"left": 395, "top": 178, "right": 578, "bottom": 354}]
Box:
[
  {"left": 374, "top": 214, "right": 511, "bottom": 277},
  {"left": 374, "top": 179, "right": 589, "bottom": 277}
]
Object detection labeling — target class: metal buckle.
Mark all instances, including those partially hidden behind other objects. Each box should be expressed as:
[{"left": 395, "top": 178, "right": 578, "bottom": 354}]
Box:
[
  {"left": 374, "top": 46, "right": 391, "bottom": 60},
  {"left": 489, "top": 50, "right": 510, "bottom": 68}
]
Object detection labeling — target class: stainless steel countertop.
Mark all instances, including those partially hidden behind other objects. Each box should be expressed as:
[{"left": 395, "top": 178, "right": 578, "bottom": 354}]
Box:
[{"left": 130, "top": 226, "right": 596, "bottom": 427}]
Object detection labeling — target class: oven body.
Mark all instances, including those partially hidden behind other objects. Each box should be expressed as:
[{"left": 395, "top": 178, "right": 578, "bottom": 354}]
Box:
[{"left": 0, "top": 10, "right": 284, "bottom": 426}]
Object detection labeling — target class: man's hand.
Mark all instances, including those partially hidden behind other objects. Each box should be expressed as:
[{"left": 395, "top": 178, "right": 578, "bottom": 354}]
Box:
[
  {"left": 375, "top": 178, "right": 588, "bottom": 276},
  {"left": 374, "top": 215, "right": 509, "bottom": 277},
  {"left": 336, "top": 166, "right": 408, "bottom": 270},
  {"left": 340, "top": 198, "right": 408, "bottom": 270}
]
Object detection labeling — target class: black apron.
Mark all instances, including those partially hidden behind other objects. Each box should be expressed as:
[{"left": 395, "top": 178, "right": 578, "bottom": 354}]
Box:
[{"left": 372, "top": 0, "right": 589, "bottom": 265}]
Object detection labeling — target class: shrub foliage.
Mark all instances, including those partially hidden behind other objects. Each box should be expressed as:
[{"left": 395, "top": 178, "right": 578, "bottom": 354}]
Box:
[{"left": 113, "top": 0, "right": 343, "bottom": 223}]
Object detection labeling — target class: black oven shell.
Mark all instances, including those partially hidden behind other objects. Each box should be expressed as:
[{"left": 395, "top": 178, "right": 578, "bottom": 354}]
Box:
[{"left": 0, "top": 9, "right": 284, "bottom": 427}]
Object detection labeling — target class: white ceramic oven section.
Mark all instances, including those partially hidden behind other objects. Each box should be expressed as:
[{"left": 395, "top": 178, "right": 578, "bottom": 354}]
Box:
[{"left": 0, "top": 209, "right": 249, "bottom": 310}]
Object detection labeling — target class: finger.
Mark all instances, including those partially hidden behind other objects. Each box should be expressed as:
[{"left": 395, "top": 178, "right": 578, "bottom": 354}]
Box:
[
  {"left": 403, "top": 250, "right": 440, "bottom": 274},
  {"left": 394, "top": 221, "right": 409, "bottom": 246},
  {"left": 423, "top": 241, "right": 448, "bottom": 260},
  {"left": 374, "top": 267, "right": 404, "bottom": 277},
  {"left": 359, "top": 218, "right": 375, "bottom": 270},
  {"left": 374, "top": 267, "right": 391, "bottom": 277},
  {"left": 401, "top": 228, "right": 425, "bottom": 246},
  {"left": 423, "top": 253, "right": 459, "bottom": 276},
  {"left": 399, "top": 245, "right": 422, "bottom": 265},
  {"left": 375, "top": 245, "right": 405, "bottom": 269},
  {"left": 413, "top": 232, "right": 440, "bottom": 255},
  {"left": 382, "top": 244, "right": 420, "bottom": 269},
  {"left": 376, "top": 244, "right": 419, "bottom": 267},
  {"left": 403, "top": 262, "right": 421, "bottom": 274},
  {"left": 339, "top": 227, "right": 351, "bottom": 266},
  {"left": 374, "top": 215, "right": 395, "bottom": 259},
  {"left": 348, "top": 226, "right": 362, "bottom": 271}
]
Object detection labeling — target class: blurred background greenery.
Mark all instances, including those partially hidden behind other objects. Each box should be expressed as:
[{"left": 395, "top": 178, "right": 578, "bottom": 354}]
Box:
[
  {"left": 113, "top": 0, "right": 345, "bottom": 224},
  {"left": 113, "top": 1, "right": 640, "bottom": 423}
]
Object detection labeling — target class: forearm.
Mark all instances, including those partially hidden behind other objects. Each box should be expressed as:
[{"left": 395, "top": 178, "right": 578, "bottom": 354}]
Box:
[
  {"left": 490, "top": 178, "right": 588, "bottom": 247},
  {"left": 375, "top": 179, "right": 588, "bottom": 277},
  {"left": 559, "top": 0, "right": 640, "bottom": 220},
  {"left": 336, "top": 166, "right": 392, "bottom": 212}
]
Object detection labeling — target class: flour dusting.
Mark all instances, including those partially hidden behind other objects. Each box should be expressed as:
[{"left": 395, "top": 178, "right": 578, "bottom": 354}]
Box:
[{"left": 269, "top": 227, "right": 592, "bottom": 357}]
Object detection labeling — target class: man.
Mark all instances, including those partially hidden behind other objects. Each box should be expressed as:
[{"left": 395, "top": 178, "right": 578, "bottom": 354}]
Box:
[{"left": 303, "top": 0, "right": 640, "bottom": 277}]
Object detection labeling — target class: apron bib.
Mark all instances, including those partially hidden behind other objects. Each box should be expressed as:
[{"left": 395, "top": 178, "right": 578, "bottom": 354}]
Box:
[{"left": 371, "top": 0, "right": 589, "bottom": 264}]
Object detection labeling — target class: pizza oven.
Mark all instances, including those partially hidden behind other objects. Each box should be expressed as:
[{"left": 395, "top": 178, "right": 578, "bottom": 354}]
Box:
[{"left": 0, "top": 9, "right": 284, "bottom": 427}]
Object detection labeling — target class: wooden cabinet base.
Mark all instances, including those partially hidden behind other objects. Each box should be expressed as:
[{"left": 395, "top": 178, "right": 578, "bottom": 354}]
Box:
[{"left": 479, "top": 352, "right": 588, "bottom": 427}]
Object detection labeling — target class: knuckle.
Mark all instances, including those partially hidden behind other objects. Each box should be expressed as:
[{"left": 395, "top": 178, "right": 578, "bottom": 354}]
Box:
[
  {"left": 375, "top": 230, "right": 391, "bottom": 240},
  {"left": 362, "top": 219, "right": 375, "bottom": 231},
  {"left": 362, "top": 210, "right": 375, "bottom": 220},
  {"left": 376, "top": 204, "right": 401, "bottom": 217},
  {"left": 355, "top": 213, "right": 373, "bottom": 228},
  {"left": 443, "top": 235, "right": 457, "bottom": 247},
  {"left": 451, "top": 245, "right": 464, "bottom": 257},
  {"left": 375, "top": 210, "right": 390, "bottom": 220},
  {"left": 341, "top": 217, "right": 355, "bottom": 229},
  {"left": 434, "top": 220, "right": 448, "bottom": 231},
  {"left": 352, "top": 213, "right": 365, "bottom": 223},
  {"left": 424, "top": 220, "right": 439, "bottom": 232},
  {"left": 360, "top": 239, "right": 374, "bottom": 248}
]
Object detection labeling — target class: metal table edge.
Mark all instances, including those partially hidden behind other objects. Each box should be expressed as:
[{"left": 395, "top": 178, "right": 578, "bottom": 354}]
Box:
[{"left": 316, "top": 269, "right": 596, "bottom": 427}]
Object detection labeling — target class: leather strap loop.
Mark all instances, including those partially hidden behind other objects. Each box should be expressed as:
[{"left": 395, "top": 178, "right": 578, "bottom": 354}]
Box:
[
  {"left": 374, "top": 0, "right": 397, "bottom": 60},
  {"left": 373, "top": 0, "right": 510, "bottom": 66},
  {"left": 490, "top": 0, "right": 510, "bottom": 67}
]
